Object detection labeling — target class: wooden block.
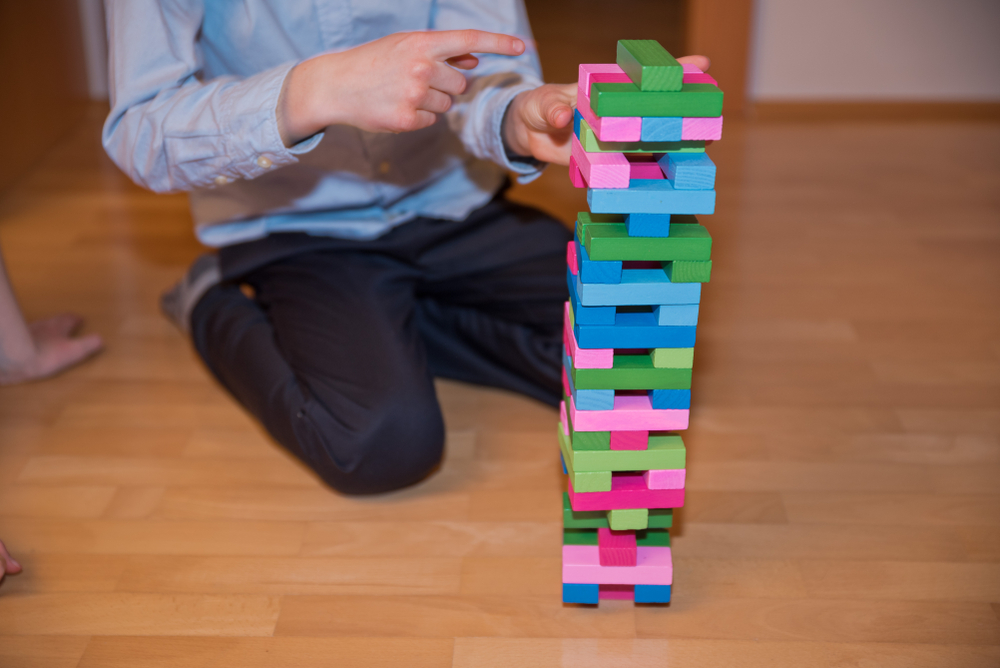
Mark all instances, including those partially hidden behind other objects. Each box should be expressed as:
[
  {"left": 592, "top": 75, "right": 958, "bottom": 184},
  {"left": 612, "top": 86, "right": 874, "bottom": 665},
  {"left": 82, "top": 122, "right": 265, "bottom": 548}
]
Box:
[
  {"left": 572, "top": 268, "right": 702, "bottom": 307},
  {"left": 565, "top": 392, "right": 689, "bottom": 433},
  {"left": 569, "top": 350, "right": 693, "bottom": 390},
  {"left": 683, "top": 72, "right": 717, "bottom": 85},
  {"left": 659, "top": 152, "right": 716, "bottom": 190},
  {"left": 579, "top": 117, "right": 705, "bottom": 154},
  {"left": 665, "top": 260, "right": 713, "bottom": 283},
  {"left": 599, "top": 584, "right": 634, "bottom": 600},
  {"left": 651, "top": 347, "right": 695, "bottom": 368},
  {"left": 562, "top": 528, "right": 599, "bottom": 545},
  {"left": 573, "top": 469, "right": 612, "bottom": 492},
  {"left": 575, "top": 238, "right": 622, "bottom": 284},
  {"left": 634, "top": 583, "right": 672, "bottom": 603},
  {"left": 574, "top": 311, "right": 697, "bottom": 349},
  {"left": 650, "top": 389, "right": 691, "bottom": 409},
  {"left": 568, "top": 155, "right": 587, "bottom": 189},
  {"left": 616, "top": 40, "right": 683, "bottom": 92},
  {"left": 578, "top": 64, "right": 633, "bottom": 104},
  {"left": 654, "top": 305, "right": 700, "bottom": 326},
  {"left": 568, "top": 472, "right": 685, "bottom": 511},
  {"left": 591, "top": 82, "right": 724, "bottom": 118},
  {"left": 561, "top": 420, "right": 687, "bottom": 471},
  {"left": 571, "top": 135, "right": 630, "bottom": 189},
  {"left": 682, "top": 116, "right": 723, "bottom": 141},
  {"left": 610, "top": 431, "right": 648, "bottom": 451},
  {"left": 568, "top": 279, "right": 616, "bottom": 325},
  {"left": 644, "top": 468, "right": 687, "bottom": 489},
  {"left": 629, "top": 161, "right": 665, "bottom": 180},
  {"left": 576, "top": 102, "right": 642, "bottom": 143},
  {"left": 562, "top": 408, "right": 611, "bottom": 451},
  {"left": 636, "top": 528, "right": 672, "bottom": 547},
  {"left": 625, "top": 213, "right": 671, "bottom": 237},
  {"left": 574, "top": 389, "right": 615, "bottom": 411},
  {"left": 562, "top": 545, "right": 673, "bottom": 585},
  {"left": 588, "top": 180, "right": 716, "bottom": 215},
  {"left": 563, "top": 303, "right": 613, "bottom": 368},
  {"left": 598, "top": 527, "right": 638, "bottom": 566},
  {"left": 566, "top": 242, "right": 578, "bottom": 276},
  {"left": 562, "top": 582, "right": 599, "bottom": 604},
  {"left": 579, "top": 216, "right": 712, "bottom": 261},
  {"left": 608, "top": 508, "right": 648, "bottom": 530},
  {"left": 641, "top": 117, "right": 683, "bottom": 142}
]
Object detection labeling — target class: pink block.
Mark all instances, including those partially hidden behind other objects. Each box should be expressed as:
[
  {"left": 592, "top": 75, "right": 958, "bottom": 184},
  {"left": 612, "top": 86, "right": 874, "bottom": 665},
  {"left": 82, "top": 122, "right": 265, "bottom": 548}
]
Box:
[
  {"left": 568, "top": 472, "right": 685, "bottom": 511},
  {"left": 567, "top": 393, "right": 689, "bottom": 432},
  {"left": 560, "top": 401, "right": 569, "bottom": 434},
  {"left": 568, "top": 155, "right": 587, "bottom": 189},
  {"left": 571, "top": 135, "right": 629, "bottom": 189},
  {"left": 629, "top": 162, "right": 664, "bottom": 180},
  {"left": 564, "top": 303, "right": 613, "bottom": 369},
  {"left": 643, "top": 469, "right": 687, "bottom": 490},
  {"left": 599, "top": 528, "right": 637, "bottom": 566},
  {"left": 562, "top": 545, "right": 673, "bottom": 585},
  {"left": 610, "top": 431, "right": 649, "bottom": 451},
  {"left": 567, "top": 243, "right": 578, "bottom": 276},
  {"left": 577, "top": 64, "right": 632, "bottom": 108},
  {"left": 577, "top": 102, "right": 642, "bottom": 143},
  {"left": 681, "top": 116, "right": 723, "bottom": 141},
  {"left": 599, "top": 585, "right": 634, "bottom": 600},
  {"left": 681, "top": 63, "right": 702, "bottom": 74}
]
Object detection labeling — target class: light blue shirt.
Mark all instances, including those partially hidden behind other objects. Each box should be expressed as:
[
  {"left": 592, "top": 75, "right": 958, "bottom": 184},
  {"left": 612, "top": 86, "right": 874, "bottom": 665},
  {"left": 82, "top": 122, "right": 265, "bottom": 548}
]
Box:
[{"left": 102, "top": 0, "right": 545, "bottom": 247}]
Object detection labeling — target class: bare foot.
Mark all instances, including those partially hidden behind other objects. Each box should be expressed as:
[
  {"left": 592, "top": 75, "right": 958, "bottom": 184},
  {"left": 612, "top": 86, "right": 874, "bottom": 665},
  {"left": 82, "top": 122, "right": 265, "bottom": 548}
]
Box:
[
  {"left": 0, "top": 314, "right": 103, "bottom": 385},
  {"left": 0, "top": 540, "right": 21, "bottom": 586}
]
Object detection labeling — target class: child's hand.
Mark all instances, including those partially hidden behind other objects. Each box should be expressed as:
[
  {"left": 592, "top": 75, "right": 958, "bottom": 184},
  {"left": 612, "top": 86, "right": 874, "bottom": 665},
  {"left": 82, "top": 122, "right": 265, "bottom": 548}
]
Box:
[
  {"left": 502, "top": 55, "right": 712, "bottom": 167},
  {"left": 0, "top": 314, "right": 104, "bottom": 386},
  {"left": 0, "top": 540, "right": 21, "bottom": 586},
  {"left": 279, "top": 30, "right": 526, "bottom": 145}
]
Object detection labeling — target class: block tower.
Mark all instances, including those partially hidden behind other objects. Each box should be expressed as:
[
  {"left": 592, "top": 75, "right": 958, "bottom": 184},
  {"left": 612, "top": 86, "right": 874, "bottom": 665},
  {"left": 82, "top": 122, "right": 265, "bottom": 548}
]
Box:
[{"left": 560, "top": 40, "right": 723, "bottom": 605}]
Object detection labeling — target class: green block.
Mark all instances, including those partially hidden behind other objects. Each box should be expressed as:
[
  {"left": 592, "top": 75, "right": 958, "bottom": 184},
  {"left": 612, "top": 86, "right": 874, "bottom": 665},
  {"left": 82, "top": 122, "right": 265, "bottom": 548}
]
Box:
[
  {"left": 666, "top": 260, "right": 712, "bottom": 283},
  {"left": 564, "top": 409, "right": 611, "bottom": 450},
  {"left": 579, "top": 117, "right": 705, "bottom": 154},
  {"left": 609, "top": 508, "right": 648, "bottom": 530},
  {"left": 591, "top": 82, "right": 724, "bottom": 118},
  {"left": 636, "top": 528, "right": 672, "bottom": 547},
  {"left": 652, "top": 348, "right": 695, "bottom": 369},
  {"left": 617, "top": 40, "right": 683, "bottom": 92},
  {"left": 578, "top": 215, "right": 712, "bottom": 262},
  {"left": 563, "top": 528, "right": 599, "bottom": 545},
  {"left": 572, "top": 469, "right": 611, "bottom": 492},
  {"left": 571, "top": 353, "right": 693, "bottom": 390},
  {"left": 562, "top": 494, "right": 673, "bottom": 529},
  {"left": 561, "top": 423, "right": 687, "bottom": 472}
]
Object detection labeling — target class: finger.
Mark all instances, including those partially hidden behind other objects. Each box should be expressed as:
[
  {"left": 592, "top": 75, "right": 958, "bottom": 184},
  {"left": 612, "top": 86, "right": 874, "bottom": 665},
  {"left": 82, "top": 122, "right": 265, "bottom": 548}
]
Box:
[
  {"left": 417, "top": 89, "right": 453, "bottom": 115},
  {"left": 0, "top": 541, "right": 20, "bottom": 574},
  {"left": 547, "top": 104, "right": 574, "bottom": 129},
  {"left": 446, "top": 54, "right": 479, "bottom": 70},
  {"left": 426, "top": 29, "right": 524, "bottom": 61},
  {"left": 428, "top": 62, "right": 467, "bottom": 96},
  {"left": 677, "top": 54, "right": 711, "bottom": 73}
]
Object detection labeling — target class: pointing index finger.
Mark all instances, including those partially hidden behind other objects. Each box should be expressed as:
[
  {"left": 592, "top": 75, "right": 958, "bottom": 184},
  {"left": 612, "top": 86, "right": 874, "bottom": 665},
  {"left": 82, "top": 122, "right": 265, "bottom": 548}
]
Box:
[{"left": 426, "top": 29, "right": 525, "bottom": 62}]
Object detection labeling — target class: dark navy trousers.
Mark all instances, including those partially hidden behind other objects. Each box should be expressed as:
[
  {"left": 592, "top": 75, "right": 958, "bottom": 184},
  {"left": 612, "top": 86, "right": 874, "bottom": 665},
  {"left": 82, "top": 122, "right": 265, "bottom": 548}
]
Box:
[{"left": 190, "top": 197, "right": 571, "bottom": 494}]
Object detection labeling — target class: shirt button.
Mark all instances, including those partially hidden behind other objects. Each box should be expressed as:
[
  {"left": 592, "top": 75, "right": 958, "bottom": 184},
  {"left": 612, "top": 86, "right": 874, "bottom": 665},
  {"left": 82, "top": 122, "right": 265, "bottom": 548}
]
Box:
[
  {"left": 214, "top": 175, "right": 228, "bottom": 186},
  {"left": 379, "top": 161, "right": 391, "bottom": 175},
  {"left": 257, "top": 156, "right": 272, "bottom": 169}
]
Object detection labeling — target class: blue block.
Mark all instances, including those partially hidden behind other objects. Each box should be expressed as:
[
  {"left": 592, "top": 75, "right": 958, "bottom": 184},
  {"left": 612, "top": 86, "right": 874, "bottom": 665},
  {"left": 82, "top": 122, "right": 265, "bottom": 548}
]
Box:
[
  {"left": 568, "top": 271, "right": 617, "bottom": 324},
  {"left": 625, "top": 213, "right": 672, "bottom": 237},
  {"left": 588, "top": 180, "right": 716, "bottom": 215},
  {"left": 634, "top": 584, "right": 671, "bottom": 603},
  {"left": 641, "top": 117, "right": 683, "bottom": 141},
  {"left": 575, "top": 268, "right": 702, "bottom": 307},
  {"left": 654, "top": 304, "right": 700, "bottom": 326},
  {"left": 561, "top": 452, "right": 568, "bottom": 475},
  {"left": 574, "top": 108, "right": 583, "bottom": 139},
  {"left": 564, "top": 352, "right": 616, "bottom": 410},
  {"left": 650, "top": 389, "right": 692, "bottom": 409},
  {"left": 658, "top": 152, "right": 716, "bottom": 190},
  {"left": 563, "top": 582, "right": 600, "bottom": 604},
  {"left": 576, "top": 236, "right": 622, "bottom": 284},
  {"left": 575, "top": 311, "right": 697, "bottom": 349}
]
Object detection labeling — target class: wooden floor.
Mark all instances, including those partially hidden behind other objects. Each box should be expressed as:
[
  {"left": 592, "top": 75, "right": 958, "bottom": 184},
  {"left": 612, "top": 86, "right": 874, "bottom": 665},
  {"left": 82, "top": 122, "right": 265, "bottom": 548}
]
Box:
[{"left": 0, "top": 109, "right": 998, "bottom": 667}]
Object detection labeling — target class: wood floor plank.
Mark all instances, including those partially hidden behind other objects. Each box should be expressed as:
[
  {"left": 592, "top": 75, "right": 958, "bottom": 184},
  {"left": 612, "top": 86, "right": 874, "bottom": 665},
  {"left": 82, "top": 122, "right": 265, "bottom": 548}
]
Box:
[
  {"left": 0, "top": 636, "right": 92, "bottom": 668},
  {"left": 0, "top": 485, "right": 116, "bottom": 519},
  {"left": 781, "top": 491, "right": 1000, "bottom": 526},
  {"left": 798, "top": 560, "right": 1000, "bottom": 602}
]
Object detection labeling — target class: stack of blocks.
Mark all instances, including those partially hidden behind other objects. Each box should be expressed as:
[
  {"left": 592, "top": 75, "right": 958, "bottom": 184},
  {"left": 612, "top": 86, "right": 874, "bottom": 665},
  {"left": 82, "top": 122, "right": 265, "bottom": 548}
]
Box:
[{"left": 560, "top": 40, "right": 723, "bottom": 605}]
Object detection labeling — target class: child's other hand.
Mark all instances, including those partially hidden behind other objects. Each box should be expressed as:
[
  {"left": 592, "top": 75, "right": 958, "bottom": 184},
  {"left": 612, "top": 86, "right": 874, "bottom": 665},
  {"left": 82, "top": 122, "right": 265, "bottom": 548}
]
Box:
[
  {"left": 0, "top": 314, "right": 104, "bottom": 386},
  {"left": 280, "top": 30, "right": 526, "bottom": 145},
  {"left": 0, "top": 540, "right": 21, "bottom": 586},
  {"left": 503, "top": 54, "right": 712, "bottom": 167}
]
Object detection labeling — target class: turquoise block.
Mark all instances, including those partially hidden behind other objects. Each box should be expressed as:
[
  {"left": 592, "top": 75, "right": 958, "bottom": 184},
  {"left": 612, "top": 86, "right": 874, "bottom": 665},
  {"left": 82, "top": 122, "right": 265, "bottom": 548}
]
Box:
[
  {"left": 625, "top": 213, "right": 671, "bottom": 237},
  {"left": 650, "top": 389, "right": 691, "bottom": 409},
  {"left": 634, "top": 584, "right": 671, "bottom": 603},
  {"left": 654, "top": 304, "right": 700, "bottom": 326},
  {"left": 659, "top": 152, "right": 716, "bottom": 190},
  {"left": 574, "top": 268, "right": 702, "bottom": 307},
  {"left": 641, "top": 117, "right": 683, "bottom": 141},
  {"left": 576, "top": 236, "right": 622, "bottom": 284},
  {"left": 588, "top": 179, "right": 716, "bottom": 215},
  {"left": 563, "top": 583, "right": 600, "bottom": 604},
  {"left": 568, "top": 272, "right": 616, "bottom": 325}
]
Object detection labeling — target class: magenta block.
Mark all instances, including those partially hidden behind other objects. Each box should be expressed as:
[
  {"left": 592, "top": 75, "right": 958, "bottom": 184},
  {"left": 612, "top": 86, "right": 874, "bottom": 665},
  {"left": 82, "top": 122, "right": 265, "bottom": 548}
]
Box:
[
  {"left": 599, "top": 584, "right": 634, "bottom": 600},
  {"left": 598, "top": 528, "right": 637, "bottom": 566},
  {"left": 683, "top": 72, "right": 717, "bottom": 85},
  {"left": 568, "top": 155, "right": 587, "bottom": 189},
  {"left": 643, "top": 468, "right": 687, "bottom": 489},
  {"left": 609, "top": 431, "right": 649, "bottom": 451},
  {"left": 571, "top": 136, "right": 630, "bottom": 189},
  {"left": 567, "top": 243, "right": 578, "bottom": 276},
  {"left": 566, "top": 393, "right": 689, "bottom": 432},
  {"left": 562, "top": 545, "right": 673, "bottom": 585},
  {"left": 681, "top": 116, "right": 723, "bottom": 141},
  {"left": 568, "top": 472, "right": 686, "bottom": 511},
  {"left": 564, "top": 303, "right": 613, "bottom": 368},
  {"left": 629, "top": 162, "right": 664, "bottom": 180}
]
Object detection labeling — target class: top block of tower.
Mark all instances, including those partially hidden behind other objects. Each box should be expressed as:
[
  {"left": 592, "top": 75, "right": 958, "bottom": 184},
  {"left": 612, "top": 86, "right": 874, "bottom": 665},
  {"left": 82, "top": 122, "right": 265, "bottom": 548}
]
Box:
[{"left": 617, "top": 40, "right": 683, "bottom": 92}]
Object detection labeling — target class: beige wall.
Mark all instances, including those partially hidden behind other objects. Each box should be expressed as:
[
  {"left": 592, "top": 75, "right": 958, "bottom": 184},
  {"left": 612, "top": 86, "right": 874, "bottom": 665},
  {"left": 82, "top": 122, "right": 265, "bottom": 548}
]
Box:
[{"left": 749, "top": 0, "right": 1000, "bottom": 101}]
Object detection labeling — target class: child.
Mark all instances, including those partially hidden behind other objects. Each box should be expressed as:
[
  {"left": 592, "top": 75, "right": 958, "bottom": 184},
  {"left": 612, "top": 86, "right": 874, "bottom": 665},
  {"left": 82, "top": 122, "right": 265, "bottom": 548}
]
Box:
[{"left": 103, "top": 0, "right": 707, "bottom": 494}]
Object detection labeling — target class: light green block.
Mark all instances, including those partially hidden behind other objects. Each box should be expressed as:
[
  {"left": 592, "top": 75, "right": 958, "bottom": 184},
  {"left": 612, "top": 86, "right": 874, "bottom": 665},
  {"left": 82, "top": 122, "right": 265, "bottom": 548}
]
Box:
[
  {"left": 579, "top": 117, "right": 705, "bottom": 154},
  {"left": 561, "top": 423, "right": 687, "bottom": 472},
  {"left": 651, "top": 348, "right": 695, "bottom": 369},
  {"left": 609, "top": 508, "right": 648, "bottom": 531},
  {"left": 562, "top": 493, "right": 672, "bottom": 529},
  {"left": 617, "top": 40, "right": 683, "bottom": 92},
  {"left": 666, "top": 259, "right": 713, "bottom": 283},
  {"left": 572, "top": 469, "right": 612, "bottom": 492}
]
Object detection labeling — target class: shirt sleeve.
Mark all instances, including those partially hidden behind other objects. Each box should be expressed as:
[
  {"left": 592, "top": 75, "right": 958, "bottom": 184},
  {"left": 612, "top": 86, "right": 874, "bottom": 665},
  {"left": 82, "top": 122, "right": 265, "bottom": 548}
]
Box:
[
  {"left": 102, "top": 0, "right": 321, "bottom": 194},
  {"left": 432, "top": 0, "right": 546, "bottom": 183}
]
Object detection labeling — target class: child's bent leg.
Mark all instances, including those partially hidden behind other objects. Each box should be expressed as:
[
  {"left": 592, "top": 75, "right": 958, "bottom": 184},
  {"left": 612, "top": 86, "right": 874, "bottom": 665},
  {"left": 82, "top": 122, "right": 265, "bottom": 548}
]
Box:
[{"left": 189, "top": 251, "right": 443, "bottom": 495}]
